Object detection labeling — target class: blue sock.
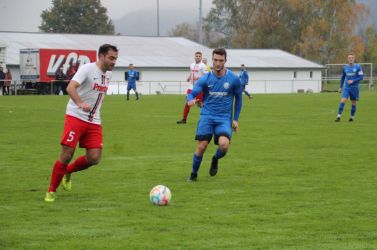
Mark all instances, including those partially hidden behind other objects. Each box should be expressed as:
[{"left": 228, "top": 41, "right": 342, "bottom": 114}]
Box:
[
  {"left": 192, "top": 154, "right": 203, "bottom": 174},
  {"left": 338, "top": 102, "right": 345, "bottom": 115},
  {"left": 214, "top": 148, "right": 227, "bottom": 160},
  {"left": 351, "top": 104, "right": 356, "bottom": 116}
]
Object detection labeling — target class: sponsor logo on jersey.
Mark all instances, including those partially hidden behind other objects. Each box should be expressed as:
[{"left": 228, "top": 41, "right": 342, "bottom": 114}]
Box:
[
  {"left": 209, "top": 91, "right": 228, "bottom": 97},
  {"left": 93, "top": 83, "right": 108, "bottom": 93}
]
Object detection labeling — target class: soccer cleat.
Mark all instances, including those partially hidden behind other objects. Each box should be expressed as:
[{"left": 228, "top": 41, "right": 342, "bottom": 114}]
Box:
[
  {"left": 349, "top": 117, "right": 354, "bottom": 122},
  {"left": 188, "top": 173, "right": 197, "bottom": 182},
  {"left": 209, "top": 156, "right": 218, "bottom": 176},
  {"left": 62, "top": 174, "right": 72, "bottom": 191},
  {"left": 335, "top": 117, "right": 341, "bottom": 122},
  {"left": 176, "top": 119, "right": 187, "bottom": 124},
  {"left": 44, "top": 192, "right": 57, "bottom": 202}
]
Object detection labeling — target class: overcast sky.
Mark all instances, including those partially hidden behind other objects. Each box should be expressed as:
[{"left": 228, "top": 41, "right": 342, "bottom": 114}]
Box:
[{"left": 0, "top": 0, "right": 213, "bottom": 34}]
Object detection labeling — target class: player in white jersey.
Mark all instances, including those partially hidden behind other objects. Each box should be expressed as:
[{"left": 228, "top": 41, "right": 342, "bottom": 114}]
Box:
[
  {"left": 45, "top": 44, "right": 118, "bottom": 202},
  {"left": 177, "top": 51, "right": 207, "bottom": 124}
]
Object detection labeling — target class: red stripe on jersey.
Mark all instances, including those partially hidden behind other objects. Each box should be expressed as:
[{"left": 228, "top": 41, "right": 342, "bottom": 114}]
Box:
[{"left": 88, "top": 93, "right": 103, "bottom": 122}]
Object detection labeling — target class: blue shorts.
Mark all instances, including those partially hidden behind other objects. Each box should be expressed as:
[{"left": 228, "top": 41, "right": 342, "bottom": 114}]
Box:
[
  {"left": 127, "top": 83, "right": 136, "bottom": 91},
  {"left": 342, "top": 87, "right": 359, "bottom": 101},
  {"left": 195, "top": 116, "right": 232, "bottom": 145}
]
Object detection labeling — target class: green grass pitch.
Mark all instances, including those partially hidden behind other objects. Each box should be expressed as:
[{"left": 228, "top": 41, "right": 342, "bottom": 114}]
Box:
[{"left": 1, "top": 92, "right": 377, "bottom": 249}]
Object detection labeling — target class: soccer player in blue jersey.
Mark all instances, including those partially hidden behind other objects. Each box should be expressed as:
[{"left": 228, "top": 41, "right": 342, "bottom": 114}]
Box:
[
  {"left": 126, "top": 64, "right": 139, "bottom": 100},
  {"left": 186, "top": 48, "right": 243, "bottom": 182},
  {"left": 335, "top": 53, "right": 364, "bottom": 122},
  {"left": 239, "top": 64, "right": 252, "bottom": 99}
]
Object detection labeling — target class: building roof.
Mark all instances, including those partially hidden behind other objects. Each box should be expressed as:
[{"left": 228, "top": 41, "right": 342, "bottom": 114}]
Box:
[{"left": 0, "top": 31, "right": 324, "bottom": 69}]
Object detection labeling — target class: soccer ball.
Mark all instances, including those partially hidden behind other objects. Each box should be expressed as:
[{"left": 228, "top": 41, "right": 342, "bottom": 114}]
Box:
[{"left": 149, "top": 185, "right": 171, "bottom": 206}]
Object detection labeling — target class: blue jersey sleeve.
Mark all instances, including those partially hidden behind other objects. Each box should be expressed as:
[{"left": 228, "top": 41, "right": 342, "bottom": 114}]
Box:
[
  {"left": 187, "top": 75, "right": 207, "bottom": 102},
  {"left": 340, "top": 66, "right": 346, "bottom": 88},
  {"left": 354, "top": 65, "right": 364, "bottom": 83},
  {"left": 233, "top": 78, "right": 243, "bottom": 121},
  {"left": 245, "top": 71, "right": 249, "bottom": 84}
]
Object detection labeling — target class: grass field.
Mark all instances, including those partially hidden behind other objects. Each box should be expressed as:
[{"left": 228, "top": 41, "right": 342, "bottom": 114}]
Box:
[{"left": 1, "top": 92, "right": 377, "bottom": 249}]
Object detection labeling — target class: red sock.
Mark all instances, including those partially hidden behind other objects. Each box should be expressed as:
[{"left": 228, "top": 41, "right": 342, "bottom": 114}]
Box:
[
  {"left": 66, "top": 155, "right": 90, "bottom": 174},
  {"left": 48, "top": 160, "right": 67, "bottom": 192},
  {"left": 183, "top": 104, "right": 190, "bottom": 121}
]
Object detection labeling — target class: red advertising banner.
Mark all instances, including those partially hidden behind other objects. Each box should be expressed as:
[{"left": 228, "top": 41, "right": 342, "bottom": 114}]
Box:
[{"left": 39, "top": 49, "right": 96, "bottom": 82}]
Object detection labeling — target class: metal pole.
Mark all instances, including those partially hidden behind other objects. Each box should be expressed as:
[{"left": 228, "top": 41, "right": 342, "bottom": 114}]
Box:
[
  {"left": 370, "top": 63, "right": 373, "bottom": 91},
  {"left": 198, "top": 0, "right": 202, "bottom": 44},
  {"left": 157, "top": 0, "right": 160, "bottom": 37}
]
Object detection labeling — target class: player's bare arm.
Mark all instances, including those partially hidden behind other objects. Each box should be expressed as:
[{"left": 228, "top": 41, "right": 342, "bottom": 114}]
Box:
[
  {"left": 187, "top": 73, "right": 192, "bottom": 82},
  {"left": 232, "top": 120, "right": 239, "bottom": 132},
  {"left": 187, "top": 99, "right": 196, "bottom": 107},
  {"left": 66, "top": 80, "right": 91, "bottom": 112}
]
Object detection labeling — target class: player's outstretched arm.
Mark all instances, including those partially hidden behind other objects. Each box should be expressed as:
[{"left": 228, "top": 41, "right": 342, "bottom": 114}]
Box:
[{"left": 187, "top": 76, "right": 206, "bottom": 106}]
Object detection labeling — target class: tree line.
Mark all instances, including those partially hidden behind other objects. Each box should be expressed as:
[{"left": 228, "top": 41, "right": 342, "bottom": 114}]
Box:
[
  {"left": 39, "top": 0, "right": 377, "bottom": 65},
  {"left": 171, "top": 0, "right": 377, "bottom": 65}
]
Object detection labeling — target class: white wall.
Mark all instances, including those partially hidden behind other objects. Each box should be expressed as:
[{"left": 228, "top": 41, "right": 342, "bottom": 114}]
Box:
[
  {"left": 8, "top": 65, "right": 322, "bottom": 94},
  {"left": 108, "top": 68, "right": 191, "bottom": 95},
  {"left": 245, "top": 69, "right": 322, "bottom": 94}
]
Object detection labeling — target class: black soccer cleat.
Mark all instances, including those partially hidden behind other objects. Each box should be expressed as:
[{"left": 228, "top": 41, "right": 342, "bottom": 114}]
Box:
[
  {"left": 209, "top": 156, "right": 218, "bottom": 176},
  {"left": 177, "top": 119, "right": 187, "bottom": 124},
  {"left": 188, "top": 173, "right": 197, "bottom": 182},
  {"left": 349, "top": 117, "right": 354, "bottom": 122},
  {"left": 335, "top": 117, "right": 341, "bottom": 122}
]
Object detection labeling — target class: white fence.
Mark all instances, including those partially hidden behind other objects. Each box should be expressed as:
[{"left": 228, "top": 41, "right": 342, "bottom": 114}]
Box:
[
  {"left": 2, "top": 79, "right": 323, "bottom": 96},
  {"left": 107, "top": 80, "right": 322, "bottom": 95}
]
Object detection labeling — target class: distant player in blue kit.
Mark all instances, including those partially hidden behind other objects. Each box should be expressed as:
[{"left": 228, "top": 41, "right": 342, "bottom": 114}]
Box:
[
  {"left": 239, "top": 64, "right": 252, "bottom": 99},
  {"left": 335, "top": 53, "right": 364, "bottom": 122},
  {"left": 126, "top": 63, "right": 139, "bottom": 100},
  {"left": 186, "top": 48, "right": 243, "bottom": 182}
]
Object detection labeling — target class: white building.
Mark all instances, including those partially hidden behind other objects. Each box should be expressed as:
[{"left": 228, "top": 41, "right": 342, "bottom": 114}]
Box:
[{"left": 0, "top": 31, "right": 324, "bottom": 94}]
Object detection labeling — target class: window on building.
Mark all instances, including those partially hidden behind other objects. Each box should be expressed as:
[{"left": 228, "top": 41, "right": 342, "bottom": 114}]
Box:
[
  {"left": 294, "top": 71, "right": 297, "bottom": 78},
  {"left": 310, "top": 71, "right": 313, "bottom": 78}
]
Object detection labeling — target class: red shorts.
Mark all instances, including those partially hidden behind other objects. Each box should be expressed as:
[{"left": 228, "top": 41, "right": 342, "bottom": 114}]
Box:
[
  {"left": 187, "top": 89, "right": 203, "bottom": 104},
  {"left": 61, "top": 115, "right": 103, "bottom": 149}
]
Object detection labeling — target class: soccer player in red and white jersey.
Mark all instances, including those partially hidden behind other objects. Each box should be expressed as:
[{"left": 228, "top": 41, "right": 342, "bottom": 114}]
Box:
[
  {"left": 177, "top": 51, "right": 207, "bottom": 124},
  {"left": 44, "top": 44, "right": 118, "bottom": 202}
]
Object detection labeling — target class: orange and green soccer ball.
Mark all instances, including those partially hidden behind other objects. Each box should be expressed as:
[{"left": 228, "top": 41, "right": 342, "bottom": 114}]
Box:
[{"left": 149, "top": 185, "right": 171, "bottom": 206}]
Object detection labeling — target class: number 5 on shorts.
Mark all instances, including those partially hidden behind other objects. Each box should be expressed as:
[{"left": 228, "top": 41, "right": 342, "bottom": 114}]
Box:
[{"left": 67, "top": 131, "right": 76, "bottom": 142}]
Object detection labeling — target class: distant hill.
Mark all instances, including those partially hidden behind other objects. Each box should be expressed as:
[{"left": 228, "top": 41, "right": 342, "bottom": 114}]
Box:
[{"left": 113, "top": 7, "right": 205, "bottom": 36}]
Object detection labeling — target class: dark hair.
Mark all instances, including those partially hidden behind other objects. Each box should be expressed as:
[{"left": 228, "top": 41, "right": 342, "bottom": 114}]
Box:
[
  {"left": 241, "top": 64, "right": 245, "bottom": 66},
  {"left": 212, "top": 48, "right": 227, "bottom": 60},
  {"left": 98, "top": 44, "right": 118, "bottom": 57},
  {"left": 195, "top": 51, "right": 202, "bottom": 55}
]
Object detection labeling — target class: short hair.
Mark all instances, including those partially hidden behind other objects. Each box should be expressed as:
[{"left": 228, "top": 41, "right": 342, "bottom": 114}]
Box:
[
  {"left": 98, "top": 44, "right": 118, "bottom": 57},
  {"left": 195, "top": 51, "right": 202, "bottom": 55},
  {"left": 129, "top": 64, "right": 133, "bottom": 66},
  {"left": 212, "top": 48, "right": 227, "bottom": 60},
  {"left": 241, "top": 64, "right": 245, "bottom": 66}
]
